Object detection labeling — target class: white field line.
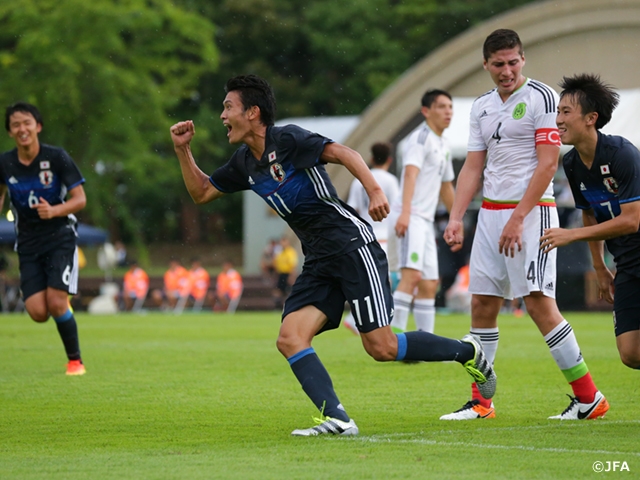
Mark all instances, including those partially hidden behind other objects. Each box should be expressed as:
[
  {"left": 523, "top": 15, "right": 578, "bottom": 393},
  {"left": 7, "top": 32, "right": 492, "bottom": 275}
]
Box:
[{"left": 329, "top": 421, "right": 640, "bottom": 457}]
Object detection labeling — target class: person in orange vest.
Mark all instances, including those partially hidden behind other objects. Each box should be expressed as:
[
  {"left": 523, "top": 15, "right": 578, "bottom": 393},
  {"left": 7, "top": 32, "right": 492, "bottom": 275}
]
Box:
[
  {"left": 188, "top": 257, "right": 211, "bottom": 308},
  {"left": 152, "top": 258, "right": 190, "bottom": 310},
  {"left": 121, "top": 260, "right": 149, "bottom": 311},
  {"left": 214, "top": 260, "right": 243, "bottom": 312}
]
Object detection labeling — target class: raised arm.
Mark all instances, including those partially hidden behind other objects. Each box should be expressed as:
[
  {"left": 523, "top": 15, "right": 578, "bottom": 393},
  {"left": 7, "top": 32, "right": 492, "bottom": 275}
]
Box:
[
  {"left": 321, "top": 142, "right": 389, "bottom": 221},
  {"left": 170, "top": 120, "right": 225, "bottom": 205}
]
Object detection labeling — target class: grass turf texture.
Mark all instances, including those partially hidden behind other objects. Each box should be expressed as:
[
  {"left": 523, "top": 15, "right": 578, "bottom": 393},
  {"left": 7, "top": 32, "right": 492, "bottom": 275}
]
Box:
[{"left": 1, "top": 311, "right": 637, "bottom": 479}]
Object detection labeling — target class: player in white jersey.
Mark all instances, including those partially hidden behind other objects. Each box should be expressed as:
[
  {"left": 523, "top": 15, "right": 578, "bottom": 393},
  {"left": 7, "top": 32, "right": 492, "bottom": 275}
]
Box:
[
  {"left": 443, "top": 29, "right": 607, "bottom": 421},
  {"left": 347, "top": 142, "right": 400, "bottom": 253},
  {"left": 344, "top": 142, "right": 400, "bottom": 334},
  {"left": 389, "top": 89, "right": 455, "bottom": 334}
]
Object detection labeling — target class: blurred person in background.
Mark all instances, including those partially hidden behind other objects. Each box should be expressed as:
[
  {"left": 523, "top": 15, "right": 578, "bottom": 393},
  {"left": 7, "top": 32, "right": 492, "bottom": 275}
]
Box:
[
  {"left": 214, "top": 260, "right": 243, "bottom": 312},
  {"left": 389, "top": 89, "right": 455, "bottom": 335},
  {"left": 121, "top": 259, "right": 149, "bottom": 311},
  {"left": 272, "top": 236, "right": 298, "bottom": 309},
  {"left": 189, "top": 257, "right": 211, "bottom": 310},
  {"left": 152, "top": 258, "right": 190, "bottom": 310}
]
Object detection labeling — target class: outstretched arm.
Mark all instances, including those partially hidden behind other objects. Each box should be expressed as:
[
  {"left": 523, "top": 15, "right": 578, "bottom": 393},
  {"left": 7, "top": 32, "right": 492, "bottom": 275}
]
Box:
[
  {"left": 170, "top": 120, "right": 224, "bottom": 204},
  {"left": 321, "top": 142, "right": 389, "bottom": 221},
  {"left": 540, "top": 201, "right": 640, "bottom": 251}
]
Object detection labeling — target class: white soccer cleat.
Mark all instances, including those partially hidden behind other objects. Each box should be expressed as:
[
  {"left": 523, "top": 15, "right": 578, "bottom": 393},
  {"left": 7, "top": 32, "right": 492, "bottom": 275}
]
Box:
[
  {"left": 440, "top": 399, "right": 496, "bottom": 420},
  {"left": 460, "top": 334, "right": 497, "bottom": 399},
  {"left": 548, "top": 391, "right": 609, "bottom": 420},
  {"left": 291, "top": 417, "right": 359, "bottom": 436}
]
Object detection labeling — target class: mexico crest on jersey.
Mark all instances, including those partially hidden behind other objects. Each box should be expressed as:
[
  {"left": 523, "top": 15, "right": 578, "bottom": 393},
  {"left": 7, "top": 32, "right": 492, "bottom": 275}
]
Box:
[
  {"left": 39, "top": 170, "right": 53, "bottom": 187},
  {"left": 603, "top": 177, "right": 618, "bottom": 194},
  {"left": 512, "top": 102, "right": 527, "bottom": 120},
  {"left": 269, "top": 162, "right": 286, "bottom": 183}
]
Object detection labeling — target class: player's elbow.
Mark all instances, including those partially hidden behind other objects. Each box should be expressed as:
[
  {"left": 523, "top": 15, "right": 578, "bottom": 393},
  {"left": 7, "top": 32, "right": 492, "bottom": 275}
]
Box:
[{"left": 619, "top": 216, "right": 640, "bottom": 235}]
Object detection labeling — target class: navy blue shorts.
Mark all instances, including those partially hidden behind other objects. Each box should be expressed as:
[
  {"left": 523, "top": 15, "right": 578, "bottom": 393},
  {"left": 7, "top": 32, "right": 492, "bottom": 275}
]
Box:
[
  {"left": 613, "top": 273, "right": 640, "bottom": 336},
  {"left": 19, "top": 234, "right": 78, "bottom": 300},
  {"left": 283, "top": 242, "right": 393, "bottom": 334}
]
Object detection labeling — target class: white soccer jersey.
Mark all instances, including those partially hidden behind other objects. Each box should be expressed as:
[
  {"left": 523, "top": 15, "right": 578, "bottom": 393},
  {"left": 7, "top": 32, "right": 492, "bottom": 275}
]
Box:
[
  {"left": 468, "top": 78, "right": 560, "bottom": 202},
  {"left": 393, "top": 123, "right": 454, "bottom": 221},
  {"left": 347, "top": 168, "right": 399, "bottom": 243}
]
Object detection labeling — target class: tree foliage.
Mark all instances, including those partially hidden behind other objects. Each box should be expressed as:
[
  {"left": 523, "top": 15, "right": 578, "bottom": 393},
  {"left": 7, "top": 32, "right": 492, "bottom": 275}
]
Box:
[{"left": 0, "top": 0, "right": 217, "bottom": 253}]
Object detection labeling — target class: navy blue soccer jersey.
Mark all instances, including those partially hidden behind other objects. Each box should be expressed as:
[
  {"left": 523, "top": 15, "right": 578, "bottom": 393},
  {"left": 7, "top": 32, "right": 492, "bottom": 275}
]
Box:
[
  {"left": 563, "top": 132, "right": 640, "bottom": 270},
  {"left": 0, "top": 144, "right": 85, "bottom": 252},
  {"left": 210, "top": 124, "right": 375, "bottom": 262}
]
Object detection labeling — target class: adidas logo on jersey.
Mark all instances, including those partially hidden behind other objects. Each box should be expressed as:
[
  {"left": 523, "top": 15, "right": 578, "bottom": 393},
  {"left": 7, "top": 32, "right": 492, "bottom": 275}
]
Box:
[
  {"left": 8, "top": 176, "right": 18, "bottom": 184},
  {"left": 479, "top": 110, "right": 489, "bottom": 118},
  {"left": 544, "top": 281, "right": 554, "bottom": 290},
  {"left": 248, "top": 176, "right": 255, "bottom": 185},
  {"left": 579, "top": 182, "right": 586, "bottom": 191}
]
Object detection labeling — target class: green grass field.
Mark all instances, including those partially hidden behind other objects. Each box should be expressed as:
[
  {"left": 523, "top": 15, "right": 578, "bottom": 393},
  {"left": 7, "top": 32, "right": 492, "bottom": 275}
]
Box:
[{"left": 1, "top": 310, "right": 637, "bottom": 479}]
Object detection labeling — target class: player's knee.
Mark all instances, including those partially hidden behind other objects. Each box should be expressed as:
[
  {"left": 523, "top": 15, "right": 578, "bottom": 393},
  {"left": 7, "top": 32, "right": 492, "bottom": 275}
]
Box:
[
  {"left": 363, "top": 342, "right": 396, "bottom": 362},
  {"left": 28, "top": 309, "right": 49, "bottom": 323},
  {"left": 619, "top": 350, "right": 640, "bottom": 369},
  {"left": 276, "top": 332, "right": 301, "bottom": 358}
]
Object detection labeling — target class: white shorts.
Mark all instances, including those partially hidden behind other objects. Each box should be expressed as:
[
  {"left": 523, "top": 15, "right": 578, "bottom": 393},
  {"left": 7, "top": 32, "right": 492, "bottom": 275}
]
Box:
[
  {"left": 389, "top": 212, "right": 438, "bottom": 280},
  {"left": 469, "top": 205, "right": 558, "bottom": 299}
]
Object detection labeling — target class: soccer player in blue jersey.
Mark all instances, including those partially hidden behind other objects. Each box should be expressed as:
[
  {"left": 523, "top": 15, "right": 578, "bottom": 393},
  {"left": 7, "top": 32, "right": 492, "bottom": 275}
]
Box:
[
  {"left": 170, "top": 74, "right": 497, "bottom": 436},
  {"left": 541, "top": 74, "right": 640, "bottom": 371},
  {"left": 0, "top": 102, "right": 87, "bottom": 375}
]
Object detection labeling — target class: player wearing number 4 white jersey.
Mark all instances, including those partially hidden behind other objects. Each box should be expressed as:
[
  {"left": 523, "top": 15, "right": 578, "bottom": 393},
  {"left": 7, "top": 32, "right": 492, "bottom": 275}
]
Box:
[{"left": 443, "top": 29, "right": 607, "bottom": 421}]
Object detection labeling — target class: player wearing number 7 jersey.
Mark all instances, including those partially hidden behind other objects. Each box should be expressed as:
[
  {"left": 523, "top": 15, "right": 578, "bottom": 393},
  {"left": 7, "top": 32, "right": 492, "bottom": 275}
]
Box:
[
  {"left": 0, "top": 102, "right": 87, "bottom": 376},
  {"left": 443, "top": 29, "right": 607, "bottom": 420},
  {"left": 171, "top": 74, "right": 497, "bottom": 436},
  {"left": 541, "top": 74, "right": 640, "bottom": 370}
]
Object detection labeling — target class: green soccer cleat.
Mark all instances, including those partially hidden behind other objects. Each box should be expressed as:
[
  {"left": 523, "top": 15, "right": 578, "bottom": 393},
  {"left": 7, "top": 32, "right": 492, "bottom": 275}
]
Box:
[{"left": 461, "top": 334, "right": 497, "bottom": 399}]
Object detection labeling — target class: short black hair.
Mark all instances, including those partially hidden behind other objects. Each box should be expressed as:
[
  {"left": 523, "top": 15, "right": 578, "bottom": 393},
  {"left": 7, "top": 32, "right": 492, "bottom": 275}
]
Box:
[
  {"left": 225, "top": 75, "right": 276, "bottom": 126},
  {"left": 559, "top": 74, "right": 619, "bottom": 130},
  {"left": 370, "top": 142, "right": 392, "bottom": 166},
  {"left": 483, "top": 29, "right": 523, "bottom": 60},
  {"left": 5, "top": 102, "right": 43, "bottom": 131},
  {"left": 421, "top": 89, "right": 452, "bottom": 108}
]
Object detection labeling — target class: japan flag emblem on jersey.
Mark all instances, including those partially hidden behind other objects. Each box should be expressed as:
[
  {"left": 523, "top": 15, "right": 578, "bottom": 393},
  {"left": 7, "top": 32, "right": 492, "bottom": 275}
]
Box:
[
  {"left": 269, "top": 163, "right": 286, "bottom": 183},
  {"left": 39, "top": 170, "right": 53, "bottom": 187},
  {"left": 600, "top": 164, "right": 610, "bottom": 175},
  {"left": 40, "top": 161, "right": 50, "bottom": 169},
  {"left": 268, "top": 151, "right": 277, "bottom": 163}
]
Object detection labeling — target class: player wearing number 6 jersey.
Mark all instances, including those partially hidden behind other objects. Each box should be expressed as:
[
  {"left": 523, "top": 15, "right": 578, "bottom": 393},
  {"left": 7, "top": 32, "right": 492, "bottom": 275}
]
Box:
[
  {"left": 0, "top": 102, "right": 87, "bottom": 376},
  {"left": 443, "top": 29, "right": 607, "bottom": 420},
  {"left": 171, "top": 74, "right": 497, "bottom": 436}
]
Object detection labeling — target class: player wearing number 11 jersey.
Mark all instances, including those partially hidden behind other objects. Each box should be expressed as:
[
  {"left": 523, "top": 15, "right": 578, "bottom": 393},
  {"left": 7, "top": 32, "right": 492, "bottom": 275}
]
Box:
[
  {"left": 171, "top": 74, "right": 498, "bottom": 436},
  {"left": 0, "top": 102, "right": 87, "bottom": 376},
  {"left": 443, "top": 29, "right": 606, "bottom": 420}
]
